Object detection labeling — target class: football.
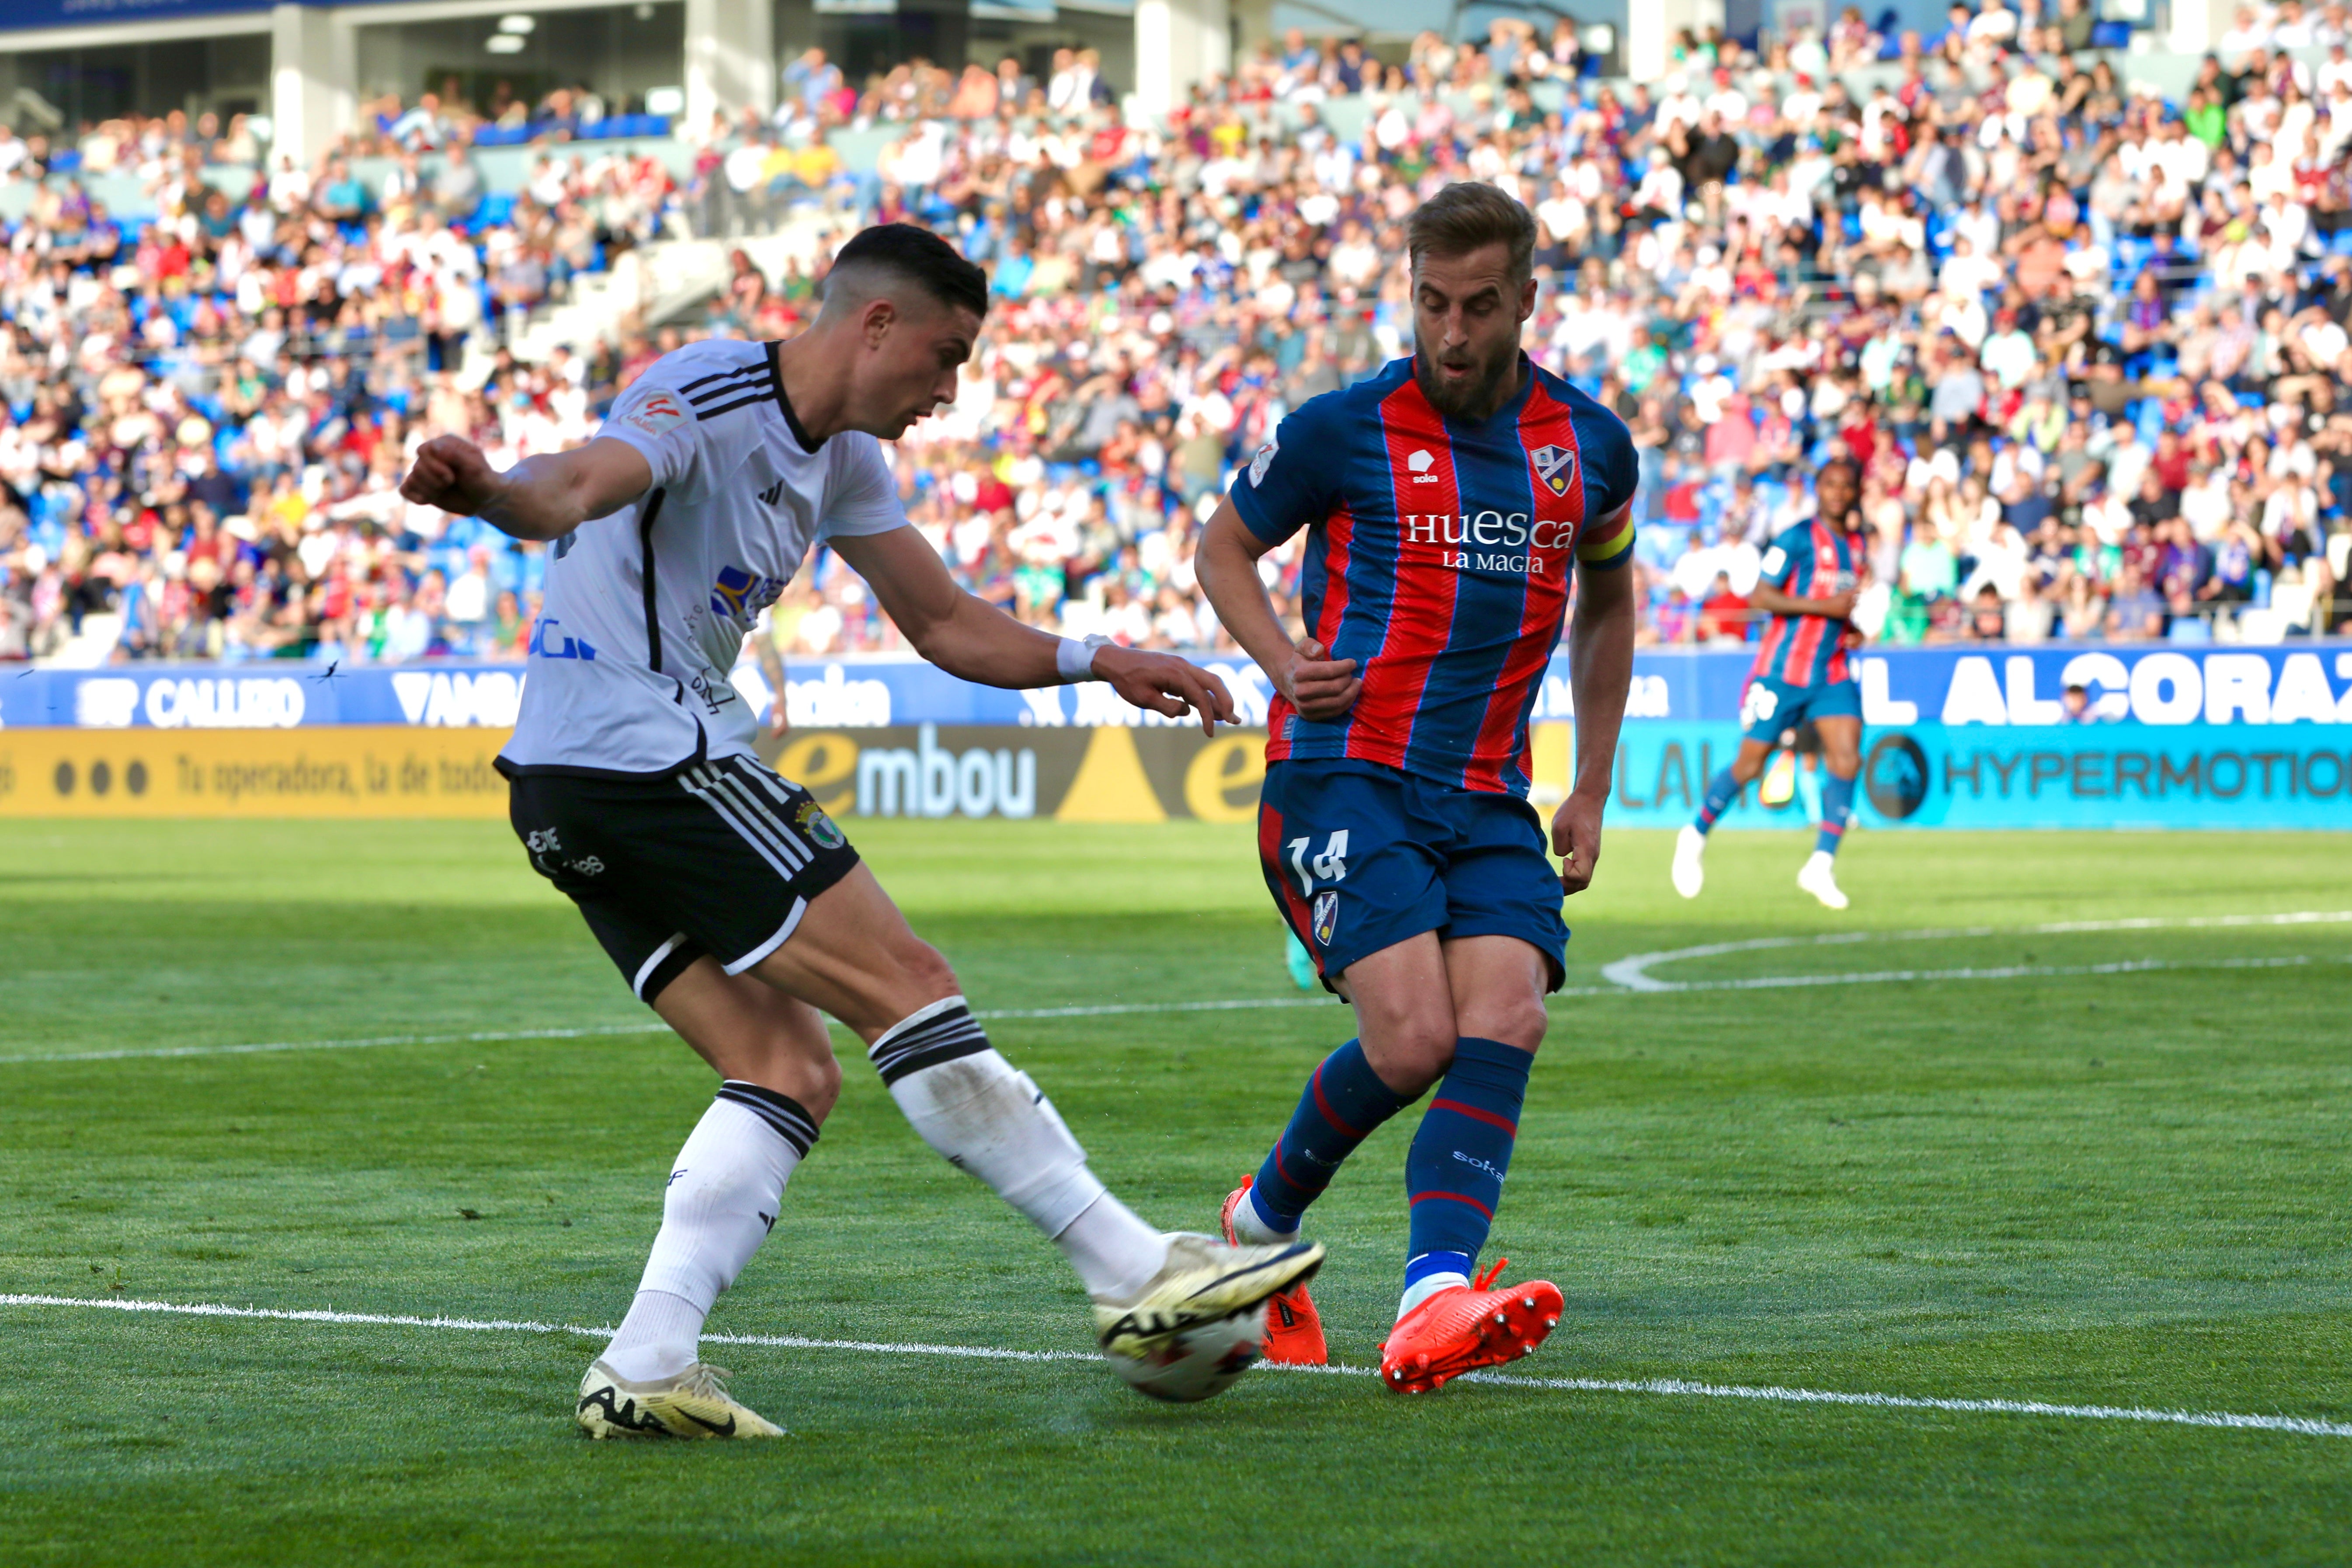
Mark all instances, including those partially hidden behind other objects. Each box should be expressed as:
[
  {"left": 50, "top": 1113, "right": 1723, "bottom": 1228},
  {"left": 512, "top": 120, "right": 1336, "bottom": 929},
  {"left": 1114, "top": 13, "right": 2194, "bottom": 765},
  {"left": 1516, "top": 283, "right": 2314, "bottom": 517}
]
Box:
[{"left": 1103, "top": 1307, "right": 1269, "bottom": 1403}]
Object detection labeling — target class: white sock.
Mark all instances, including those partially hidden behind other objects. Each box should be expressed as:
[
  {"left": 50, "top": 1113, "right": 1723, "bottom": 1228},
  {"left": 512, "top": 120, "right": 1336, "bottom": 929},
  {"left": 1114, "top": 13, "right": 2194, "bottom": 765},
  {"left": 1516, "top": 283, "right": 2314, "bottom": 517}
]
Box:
[
  {"left": 1397, "top": 1269, "right": 1470, "bottom": 1322},
  {"left": 601, "top": 1290, "right": 706, "bottom": 1383},
  {"left": 872, "top": 998, "right": 1165, "bottom": 1297},
  {"left": 602, "top": 1083, "right": 815, "bottom": 1382},
  {"left": 1053, "top": 1191, "right": 1171, "bottom": 1301},
  {"left": 1233, "top": 1188, "right": 1299, "bottom": 1245}
]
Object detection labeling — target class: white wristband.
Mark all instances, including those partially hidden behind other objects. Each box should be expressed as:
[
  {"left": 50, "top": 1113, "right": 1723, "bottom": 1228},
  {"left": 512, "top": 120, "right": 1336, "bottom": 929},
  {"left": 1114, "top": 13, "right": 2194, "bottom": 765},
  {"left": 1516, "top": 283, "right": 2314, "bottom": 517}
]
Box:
[{"left": 1055, "top": 634, "right": 1106, "bottom": 683}]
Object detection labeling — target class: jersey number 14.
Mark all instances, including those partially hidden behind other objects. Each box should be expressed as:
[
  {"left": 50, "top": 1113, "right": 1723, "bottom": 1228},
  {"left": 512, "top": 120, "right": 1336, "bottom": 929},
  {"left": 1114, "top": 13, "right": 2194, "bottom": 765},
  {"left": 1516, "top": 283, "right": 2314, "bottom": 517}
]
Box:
[{"left": 1287, "top": 831, "right": 1350, "bottom": 898}]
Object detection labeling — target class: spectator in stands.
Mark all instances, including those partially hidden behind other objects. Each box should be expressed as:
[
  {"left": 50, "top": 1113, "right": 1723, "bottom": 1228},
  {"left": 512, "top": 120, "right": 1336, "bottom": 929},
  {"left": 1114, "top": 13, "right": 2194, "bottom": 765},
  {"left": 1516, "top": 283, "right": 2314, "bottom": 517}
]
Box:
[{"left": 8, "top": 19, "right": 2352, "bottom": 668}]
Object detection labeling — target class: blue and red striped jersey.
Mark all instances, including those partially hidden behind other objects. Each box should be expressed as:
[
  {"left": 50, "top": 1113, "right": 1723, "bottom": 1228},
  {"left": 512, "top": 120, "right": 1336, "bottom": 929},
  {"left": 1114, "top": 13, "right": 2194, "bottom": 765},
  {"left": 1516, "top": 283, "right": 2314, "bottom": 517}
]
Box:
[
  {"left": 1228, "top": 355, "right": 1640, "bottom": 798},
  {"left": 1749, "top": 519, "right": 1864, "bottom": 688}
]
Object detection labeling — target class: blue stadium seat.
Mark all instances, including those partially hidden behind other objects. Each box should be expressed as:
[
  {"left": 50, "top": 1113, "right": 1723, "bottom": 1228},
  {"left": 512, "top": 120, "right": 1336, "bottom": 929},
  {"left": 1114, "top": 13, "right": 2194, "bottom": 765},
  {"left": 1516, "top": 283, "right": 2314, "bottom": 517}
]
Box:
[
  {"left": 2168, "top": 617, "right": 2213, "bottom": 643},
  {"left": 2331, "top": 229, "right": 2352, "bottom": 257},
  {"left": 2090, "top": 20, "right": 2133, "bottom": 45}
]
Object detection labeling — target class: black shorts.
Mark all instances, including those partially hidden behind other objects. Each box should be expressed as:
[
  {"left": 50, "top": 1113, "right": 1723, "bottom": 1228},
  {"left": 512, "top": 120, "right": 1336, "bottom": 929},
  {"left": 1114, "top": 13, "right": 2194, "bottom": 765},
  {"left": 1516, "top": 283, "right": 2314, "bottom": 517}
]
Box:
[{"left": 507, "top": 753, "right": 861, "bottom": 1005}]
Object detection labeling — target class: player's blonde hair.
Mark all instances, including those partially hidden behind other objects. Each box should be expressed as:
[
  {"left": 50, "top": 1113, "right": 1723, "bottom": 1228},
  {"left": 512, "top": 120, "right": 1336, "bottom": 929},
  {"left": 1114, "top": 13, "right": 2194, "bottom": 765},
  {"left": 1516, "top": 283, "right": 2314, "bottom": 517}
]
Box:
[{"left": 1407, "top": 181, "right": 1537, "bottom": 288}]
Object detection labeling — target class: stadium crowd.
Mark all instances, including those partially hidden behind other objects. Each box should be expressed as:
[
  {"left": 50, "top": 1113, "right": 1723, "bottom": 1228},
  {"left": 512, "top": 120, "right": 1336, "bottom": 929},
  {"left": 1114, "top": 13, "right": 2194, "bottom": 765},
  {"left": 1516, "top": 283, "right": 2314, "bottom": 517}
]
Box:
[{"left": 4, "top": 6, "right": 2352, "bottom": 668}]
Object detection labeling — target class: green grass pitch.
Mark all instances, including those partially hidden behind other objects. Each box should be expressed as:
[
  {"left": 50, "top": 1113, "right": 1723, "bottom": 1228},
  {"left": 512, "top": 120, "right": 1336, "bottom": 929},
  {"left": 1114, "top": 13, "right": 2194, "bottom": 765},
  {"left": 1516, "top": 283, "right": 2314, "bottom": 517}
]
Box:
[{"left": 3, "top": 817, "right": 2351, "bottom": 1565}]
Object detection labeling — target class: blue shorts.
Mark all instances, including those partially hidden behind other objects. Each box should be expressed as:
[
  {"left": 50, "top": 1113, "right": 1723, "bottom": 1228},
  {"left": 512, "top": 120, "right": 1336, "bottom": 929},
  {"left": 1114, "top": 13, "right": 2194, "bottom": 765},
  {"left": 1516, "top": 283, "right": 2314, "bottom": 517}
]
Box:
[
  {"left": 1258, "top": 758, "right": 1569, "bottom": 993},
  {"left": 1739, "top": 675, "right": 1862, "bottom": 743}
]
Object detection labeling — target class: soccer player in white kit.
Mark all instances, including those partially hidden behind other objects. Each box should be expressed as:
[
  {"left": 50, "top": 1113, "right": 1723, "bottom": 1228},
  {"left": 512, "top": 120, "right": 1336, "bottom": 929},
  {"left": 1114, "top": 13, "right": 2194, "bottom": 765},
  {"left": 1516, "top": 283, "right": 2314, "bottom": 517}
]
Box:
[{"left": 399, "top": 224, "right": 1323, "bottom": 1439}]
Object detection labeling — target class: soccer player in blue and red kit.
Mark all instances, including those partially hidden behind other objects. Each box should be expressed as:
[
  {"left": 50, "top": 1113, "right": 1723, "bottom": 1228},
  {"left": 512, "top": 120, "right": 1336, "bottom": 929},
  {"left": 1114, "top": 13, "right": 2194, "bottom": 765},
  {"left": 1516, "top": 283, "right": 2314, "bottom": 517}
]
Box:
[
  {"left": 1195, "top": 183, "right": 1641, "bottom": 1393},
  {"left": 1672, "top": 456, "right": 1867, "bottom": 910}
]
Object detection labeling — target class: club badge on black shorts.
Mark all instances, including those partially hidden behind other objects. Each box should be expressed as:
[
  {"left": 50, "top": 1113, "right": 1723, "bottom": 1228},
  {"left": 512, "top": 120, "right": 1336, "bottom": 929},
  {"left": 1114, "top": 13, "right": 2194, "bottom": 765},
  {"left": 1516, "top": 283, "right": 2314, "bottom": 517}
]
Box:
[
  {"left": 503, "top": 753, "right": 861, "bottom": 1004},
  {"left": 796, "top": 799, "right": 847, "bottom": 850}
]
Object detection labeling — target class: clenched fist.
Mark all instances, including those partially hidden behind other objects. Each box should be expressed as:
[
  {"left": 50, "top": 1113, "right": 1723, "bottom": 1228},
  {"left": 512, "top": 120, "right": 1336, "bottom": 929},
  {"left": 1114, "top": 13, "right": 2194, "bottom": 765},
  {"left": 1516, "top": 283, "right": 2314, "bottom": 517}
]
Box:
[{"left": 400, "top": 435, "right": 504, "bottom": 518}]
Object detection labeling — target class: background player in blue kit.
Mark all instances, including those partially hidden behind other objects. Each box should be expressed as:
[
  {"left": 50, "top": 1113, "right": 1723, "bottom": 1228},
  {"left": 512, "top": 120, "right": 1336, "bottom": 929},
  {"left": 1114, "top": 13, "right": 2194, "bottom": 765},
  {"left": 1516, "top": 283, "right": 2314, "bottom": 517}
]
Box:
[
  {"left": 1673, "top": 456, "right": 1869, "bottom": 911},
  {"left": 1195, "top": 182, "right": 1641, "bottom": 1393}
]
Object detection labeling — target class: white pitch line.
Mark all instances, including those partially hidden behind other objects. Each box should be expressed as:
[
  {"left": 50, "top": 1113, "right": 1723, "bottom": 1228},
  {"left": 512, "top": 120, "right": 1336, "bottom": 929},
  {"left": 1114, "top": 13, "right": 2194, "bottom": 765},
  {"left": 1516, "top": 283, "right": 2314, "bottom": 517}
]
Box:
[
  {"left": 1623, "top": 953, "right": 2340, "bottom": 994},
  {"left": 1449, "top": 1370, "right": 2352, "bottom": 1441},
  {"left": 1600, "top": 908, "right": 2352, "bottom": 991},
  {"left": 6, "top": 908, "right": 2348, "bottom": 1067},
  {"left": 0, "top": 1001, "right": 1342, "bottom": 1067},
  {"left": 0, "top": 1021, "right": 677, "bottom": 1066},
  {"left": 5, "top": 1293, "right": 2346, "bottom": 1441}
]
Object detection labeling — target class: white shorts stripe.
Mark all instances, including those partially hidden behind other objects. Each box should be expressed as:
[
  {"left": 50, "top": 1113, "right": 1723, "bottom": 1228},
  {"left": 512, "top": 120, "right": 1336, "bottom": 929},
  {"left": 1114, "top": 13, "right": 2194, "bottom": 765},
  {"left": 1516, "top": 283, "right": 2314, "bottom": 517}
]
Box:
[
  {"left": 679, "top": 769, "right": 796, "bottom": 880},
  {"left": 723, "top": 897, "right": 807, "bottom": 974},
  {"left": 746, "top": 763, "right": 810, "bottom": 814},
  {"left": 707, "top": 766, "right": 811, "bottom": 869},
  {"left": 715, "top": 758, "right": 814, "bottom": 861},
  {"left": 631, "top": 932, "right": 691, "bottom": 999},
  {"left": 685, "top": 764, "right": 803, "bottom": 872}
]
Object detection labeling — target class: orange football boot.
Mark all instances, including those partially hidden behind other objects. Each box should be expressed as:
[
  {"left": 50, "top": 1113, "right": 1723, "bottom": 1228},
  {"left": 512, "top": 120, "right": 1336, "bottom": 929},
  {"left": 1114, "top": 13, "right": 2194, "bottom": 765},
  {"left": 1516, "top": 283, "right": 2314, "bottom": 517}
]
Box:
[
  {"left": 1219, "top": 1175, "right": 1328, "bottom": 1365},
  {"left": 1378, "top": 1258, "right": 1563, "bottom": 1394}
]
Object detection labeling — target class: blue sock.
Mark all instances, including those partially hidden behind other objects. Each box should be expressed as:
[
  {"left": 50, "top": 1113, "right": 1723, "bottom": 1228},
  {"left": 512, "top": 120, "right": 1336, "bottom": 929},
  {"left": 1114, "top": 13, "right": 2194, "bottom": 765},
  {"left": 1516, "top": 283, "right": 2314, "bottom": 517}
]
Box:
[
  {"left": 1404, "top": 1037, "right": 1532, "bottom": 1286},
  {"left": 1250, "top": 1039, "right": 1415, "bottom": 1233},
  {"left": 1695, "top": 766, "right": 1740, "bottom": 834},
  {"left": 1816, "top": 772, "right": 1855, "bottom": 857}
]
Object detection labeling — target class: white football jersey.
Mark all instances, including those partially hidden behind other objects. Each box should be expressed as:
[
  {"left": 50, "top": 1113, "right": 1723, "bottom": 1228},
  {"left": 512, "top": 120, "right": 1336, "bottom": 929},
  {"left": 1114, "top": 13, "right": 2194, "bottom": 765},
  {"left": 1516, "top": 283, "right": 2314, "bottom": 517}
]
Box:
[{"left": 499, "top": 338, "right": 905, "bottom": 778}]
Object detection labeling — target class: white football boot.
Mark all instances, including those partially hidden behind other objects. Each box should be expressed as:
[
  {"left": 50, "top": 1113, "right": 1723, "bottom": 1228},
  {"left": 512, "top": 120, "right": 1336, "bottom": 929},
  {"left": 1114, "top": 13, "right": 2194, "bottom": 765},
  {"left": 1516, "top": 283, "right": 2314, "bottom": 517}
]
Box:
[
  {"left": 1091, "top": 1233, "right": 1325, "bottom": 1359},
  {"left": 1671, "top": 825, "right": 1708, "bottom": 899},
  {"left": 576, "top": 1359, "right": 785, "bottom": 1439},
  {"left": 1797, "top": 851, "right": 1850, "bottom": 911}
]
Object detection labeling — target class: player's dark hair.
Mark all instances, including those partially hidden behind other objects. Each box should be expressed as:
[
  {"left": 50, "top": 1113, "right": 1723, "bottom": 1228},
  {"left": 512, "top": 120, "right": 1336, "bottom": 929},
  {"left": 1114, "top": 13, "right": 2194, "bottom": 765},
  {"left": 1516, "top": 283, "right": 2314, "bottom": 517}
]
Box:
[
  {"left": 1407, "top": 181, "right": 1537, "bottom": 289},
  {"left": 824, "top": 223, "right": 989, "bottom": 321}
]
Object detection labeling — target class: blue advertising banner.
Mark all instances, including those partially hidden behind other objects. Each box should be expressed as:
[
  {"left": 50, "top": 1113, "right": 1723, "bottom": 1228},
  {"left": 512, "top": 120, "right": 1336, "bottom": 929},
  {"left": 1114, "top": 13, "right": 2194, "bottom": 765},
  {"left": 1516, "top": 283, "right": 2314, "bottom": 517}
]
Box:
[
  {"left": 5, "top": 0, "right": 278, "bottom": 30},
  {"left": 1598, "top": 721, "right": 2352, "bottom": 830},
  {"left": 7, "top": 643, "right": 2349, "bottom": 736},
  {"left": 0, "top": 0, "right": 396, "bottom": 31}
]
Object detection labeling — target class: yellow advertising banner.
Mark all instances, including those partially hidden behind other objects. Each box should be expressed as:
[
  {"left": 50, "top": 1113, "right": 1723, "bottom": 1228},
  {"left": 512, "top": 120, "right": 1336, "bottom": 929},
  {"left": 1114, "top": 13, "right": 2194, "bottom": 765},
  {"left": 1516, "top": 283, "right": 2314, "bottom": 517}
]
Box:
[
  {"left": 0, "top": 726, "right": 515, "bottom": 818},
  {"left": 0, "top": 722, "right": 1363, "bottom": 823}
]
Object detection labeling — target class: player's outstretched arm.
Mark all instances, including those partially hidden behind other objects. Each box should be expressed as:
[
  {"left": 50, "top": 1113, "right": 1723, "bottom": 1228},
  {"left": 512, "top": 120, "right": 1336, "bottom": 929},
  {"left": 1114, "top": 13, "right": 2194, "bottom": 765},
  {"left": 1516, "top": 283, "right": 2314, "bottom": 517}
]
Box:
[
  {"left": 397, "top": 435, "right": 654, "bottom": 542},
  {"left": 1748, "top": 581, "right": 1859, "bottom": 621},
  {"left": 831, "top": 526, "right": 1237, "bottom": 734},
  {"left": 1195, "top": 498, "right": 1362, "bottom": 721},
  {"left": 1554, "top": 505, "right": 1639, "bottom": 896}
]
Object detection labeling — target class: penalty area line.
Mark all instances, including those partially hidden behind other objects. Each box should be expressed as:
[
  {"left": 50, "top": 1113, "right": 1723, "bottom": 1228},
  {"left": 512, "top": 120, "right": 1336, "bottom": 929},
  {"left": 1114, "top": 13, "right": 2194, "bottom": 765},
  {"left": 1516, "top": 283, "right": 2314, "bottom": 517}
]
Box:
[{"left": 4, "top": 1293, "right": 2348, "bottom": 1442}]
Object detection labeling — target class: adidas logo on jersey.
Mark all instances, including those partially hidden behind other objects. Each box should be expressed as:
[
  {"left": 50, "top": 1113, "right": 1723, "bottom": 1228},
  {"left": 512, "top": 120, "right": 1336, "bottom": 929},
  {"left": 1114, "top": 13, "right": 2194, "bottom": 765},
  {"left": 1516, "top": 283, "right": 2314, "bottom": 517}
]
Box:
[{"left": 757, "top": 480, "right": 785, "bottom": 508}]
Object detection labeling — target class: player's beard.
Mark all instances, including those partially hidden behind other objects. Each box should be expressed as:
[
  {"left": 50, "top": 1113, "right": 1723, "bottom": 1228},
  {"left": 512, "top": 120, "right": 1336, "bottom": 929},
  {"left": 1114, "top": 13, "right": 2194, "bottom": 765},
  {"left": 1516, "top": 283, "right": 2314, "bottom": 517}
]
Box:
[{"left": 1415, "top": 340, "right": 1522, "bottom": 422}]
